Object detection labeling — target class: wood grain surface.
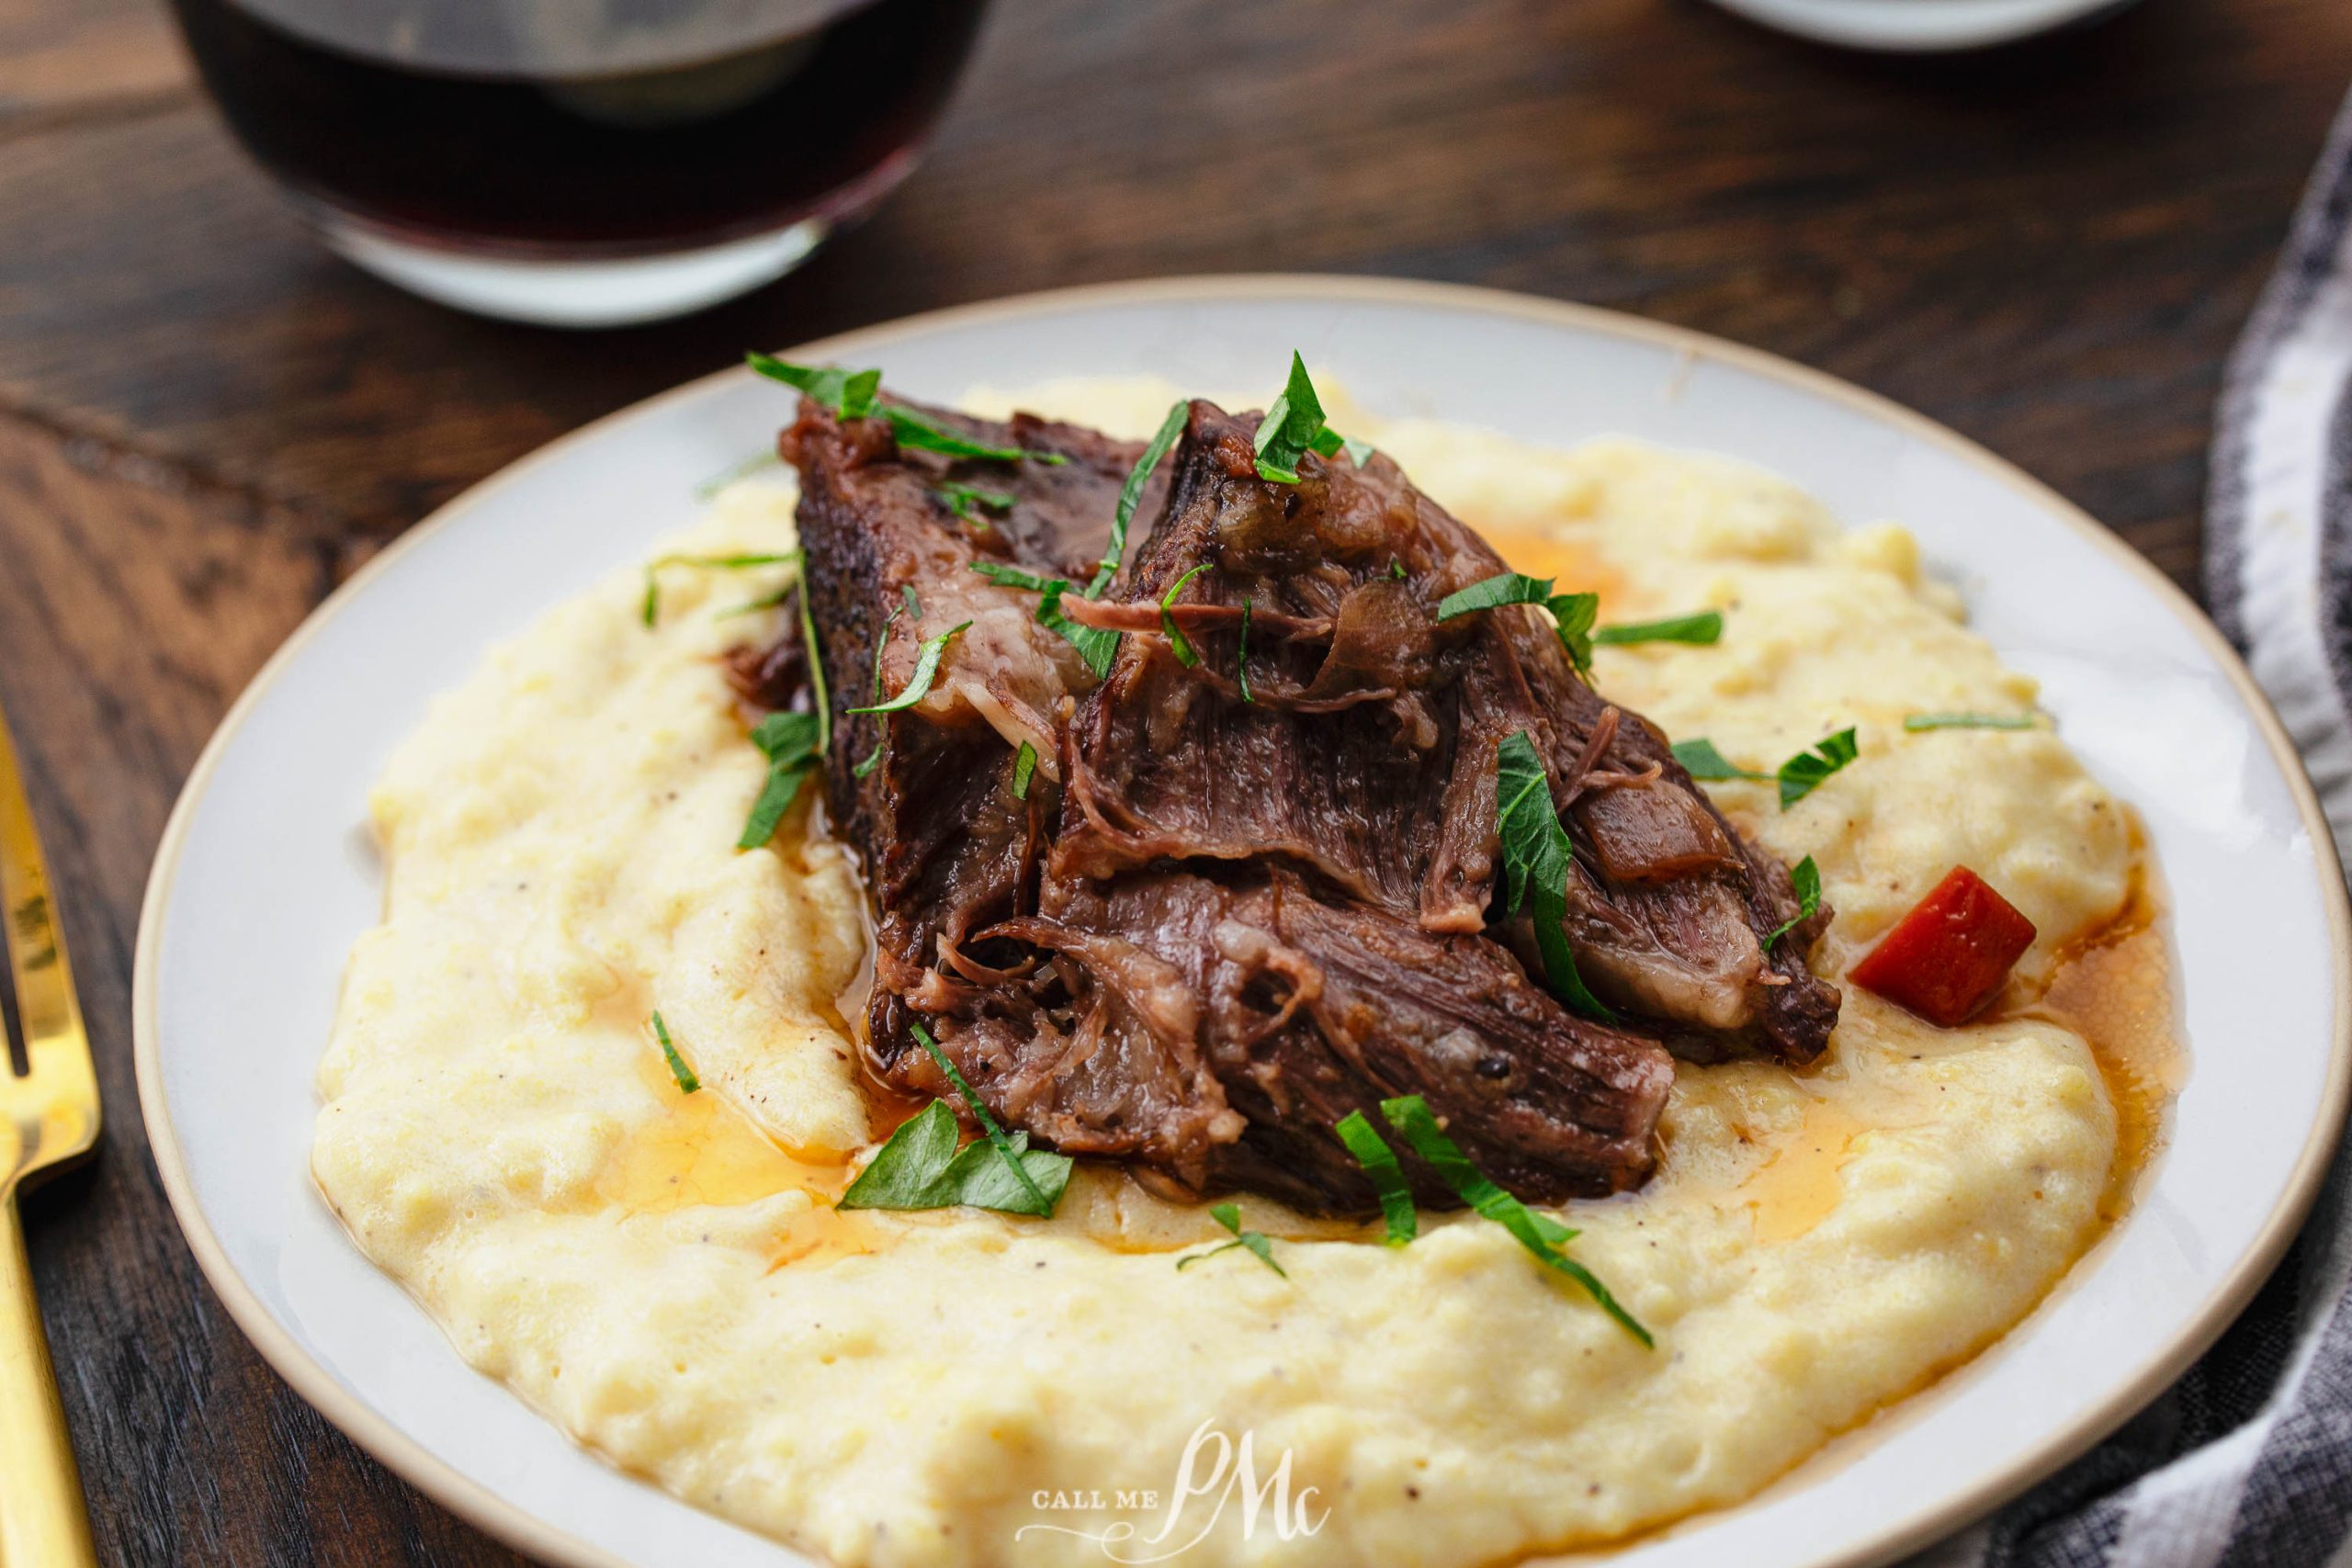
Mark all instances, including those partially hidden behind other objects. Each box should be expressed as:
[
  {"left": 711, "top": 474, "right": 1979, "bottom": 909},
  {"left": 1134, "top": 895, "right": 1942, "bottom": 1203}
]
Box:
[{"left": 2, "top": 0, "right": 2348, "bottom": 1562}]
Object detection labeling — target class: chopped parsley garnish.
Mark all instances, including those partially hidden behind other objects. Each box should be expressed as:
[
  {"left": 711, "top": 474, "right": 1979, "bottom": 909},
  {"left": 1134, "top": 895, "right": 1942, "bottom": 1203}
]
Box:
[
  {"left": 1672, "top": 738, "right": 1769, "bottom": 782},
  {"left": 1237, "top": 597, "right": 1256, "bottom": 705},
  {"left": 1012, "top": 740, "right": 1038, "bottom": 800},
  {"left": 649, "top": 1011, "right": 699, "bottom": 1094},
  {"left": 1435, "top": 571, "right": 1598, "bottom": 679},
  {"left": 1904, "top": 712, "right": 2036, "bottom": 732},
  {"left": 718, "top": 585, "right": 795, "bottom": 619},
  {"left": 1379, "top": 1096, "right": 1649, "bottom": 1347},
  {"left": 836, "top": 1100, "right": 1073, "bottom": 1216},
  {"left": 1159, "top": 562, "right": 1212, "bottom": 668},
  {"left": 1765, "top": 855, "right": 1822, "bottom": 950},
  {"left": 1343, "top": 435, "right": 1376, "bottom": 467},
  {"left": 1387, "top": 557, "right": 1407, "bottom": 581},
  {"left": 1593, "top": 610, "right": 1723, "bottom": 648},
  {"left": 885, "top": 404, "right": 1069, "bottom": 466},
  {"left": 968, "top": 561, "right": 1122, "bottom": 678},
  {"left": 798, "top": 572, "right": 831, "bottom": 756},
  {"left": 864, "top": 600, "right": 906, "bottom": 703},
  {"left": 1091, "top": 401, "right": 1187, "bottom": 597},
  {"left": 1777, "top": 727, "right": 1860, "bottom": 810},
  {"left": 640, "top": 552, "right": 797, "bottom": 627},
  {"left": 849, "top": 620, "right": 972, "bottom": 715},
  {"left": 1437, "top": 572, "right": 1555, "bottom": 620},
  {"left": 692, "top": 448, "right": 784, "bottom": 502},
  {"left": 1496, "top": 731, "right": 1615, "bottom": 1021},
  {"left": 1176, "top": 1201, "right": 1286, "bottom": 1278},
  {"left": 1252, "top": 353, "right": 1354, "bottom": 484},
  {"left": 937, "top": 481, "right": 1015, "bottom": 524},
  {"left": 906, "top": 1021, "right": 1059, "bottom": 1214},
  {"left": 901, "top": 583, "right": 922, "bottom": 620},
  {"left": 746, "top": 353, "right": 880, "bottom": 417},
  {"left": 846, "top": 602, "right": 935, "bottom": 771},
  {"left": 739, "top": 710, "right": 821, "bottom": 850},
  {"left": 845, "top": 601, "right": 923, "bottom": 775},
  {"left": 968, "top": 560, "right": 1057, "bottom": 593},
  {"left": 1550, "top": 592, "right": 1598, "bottom": 677},
  {"left": 747, "top": 352, "right": 1065, "bottom": 465},
  {"left": 1333, "top": 1111, "right": 1416, "bottom": 1246}
]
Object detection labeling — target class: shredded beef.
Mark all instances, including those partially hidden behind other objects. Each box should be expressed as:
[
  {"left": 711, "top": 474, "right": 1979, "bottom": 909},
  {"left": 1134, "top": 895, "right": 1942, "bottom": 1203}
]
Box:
[{"left": 768, "top": 390, "right": 1838, "bottom": 1216}]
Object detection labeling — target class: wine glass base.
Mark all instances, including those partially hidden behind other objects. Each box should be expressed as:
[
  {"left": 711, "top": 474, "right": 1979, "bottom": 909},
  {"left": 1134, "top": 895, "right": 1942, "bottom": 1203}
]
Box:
[{"left": 313, "top": 214, "right": 831, "bottom": 328}]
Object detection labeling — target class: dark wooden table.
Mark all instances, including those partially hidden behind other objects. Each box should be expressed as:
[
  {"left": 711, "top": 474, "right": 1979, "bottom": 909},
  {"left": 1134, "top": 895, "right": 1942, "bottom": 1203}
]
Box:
[{"left": 3, "top": 0, "right": 2347, "bottom": 1561}]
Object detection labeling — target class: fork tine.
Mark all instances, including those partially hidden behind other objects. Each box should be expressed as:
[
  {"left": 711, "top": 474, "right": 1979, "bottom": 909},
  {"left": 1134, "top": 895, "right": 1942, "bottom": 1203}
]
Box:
[{"left": 0, "top": 709, "right": 98, "bottom": 1157}]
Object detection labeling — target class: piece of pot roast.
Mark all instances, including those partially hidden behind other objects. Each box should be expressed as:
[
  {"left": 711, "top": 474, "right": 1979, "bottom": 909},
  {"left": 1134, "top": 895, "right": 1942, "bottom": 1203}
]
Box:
[{"left": 775, "top": 391, "right": 1838, "bottom": 1217}]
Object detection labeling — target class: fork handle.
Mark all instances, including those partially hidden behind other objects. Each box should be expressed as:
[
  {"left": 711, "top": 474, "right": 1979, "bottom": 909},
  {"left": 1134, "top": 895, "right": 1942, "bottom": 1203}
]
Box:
[{"left": 0, "top": 1194, "right": 97, "bottom": 1567}]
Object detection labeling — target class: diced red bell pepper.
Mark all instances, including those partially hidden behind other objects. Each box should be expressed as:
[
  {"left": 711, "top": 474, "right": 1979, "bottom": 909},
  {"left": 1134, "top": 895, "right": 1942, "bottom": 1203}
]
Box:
[{"left": 1849, "top": 865, "right": 2037, "bottom": 1027}]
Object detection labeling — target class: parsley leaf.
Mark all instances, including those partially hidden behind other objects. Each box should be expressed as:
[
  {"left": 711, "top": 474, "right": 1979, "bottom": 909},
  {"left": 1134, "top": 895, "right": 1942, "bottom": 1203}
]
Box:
[
  {"left": 1671, "top": 738, "right": 1770, "bottom": 783},
  {"left": 967, "top": 561, "right": 1058, "bottom": 593},
  {"left": 847, "top": 594, "right": 908, "bottom": 783},
  {"left": 1176, "top": 1201, "right": 1286, "bottom": 1278},
  {"left": 1041, "top": 582, "right": 1121, "bottom": 677},
  {"left": 1387, "top": 557, "right": 1407, "bottom": 581},
  {"left": 1777, "top": 727, "right": 1860, "bottom": 810},
  {"left": 1496, "top": 731, "right": 1616, "bottom": 1021},
  {"left": 1549, "top": 592, "right": 1598, "bottom": 679},
  {"left": 1334, "top": 1111, "right": 1417, "bottom": 1246},
  {"left": 650, "top": 1011, "right": 699, "bottom": 1094},
  {"left": 640, "top": 551, "right": 797, "bottom": 627},
  {"left": 718, "top": 585, "right": 795, "bottom": 619},
  {"left": 867, "top": 603, "right": 905, "bottom": 702},
  {"left": 1253, "top": 353, "right": 1354, "bottom": 484},
  {"left": 1435, "top": 571, "right": 1597, "bottom": 678},
  {"left": 901, "top": 584, "right": 922, "bottom": 620},
  {"left": 906, "top": 1021, "right": 1058, "bottom": 1214},
  {"left": 692, "top": 448, "right": 785, "bottom": 502},
  {"left": 1765, "top": 854, "right": 1822, "bottom": 950},
  {"left": 1091, "top": 401, "right": 1186, "bottom": 598},
  {"left": 937, "top": 481, "right": 1015, "bottom": 524},
  {"left": 747, "top": 354, "right": 1065, "bottom": 466},
  {"left": 1343, "top": 435, "right": 1377, "bottom": 467},
  {"left": 1436, "top": 571, "right": 1556, "bottom": 621},
  {"left": 849, "top": 620, "right": 972, "bottom": 715},
  {"left": 1012, "top": 740, "right": 1038, "bottom": 801},
  {"left": 751, "top": 709, "right": 820, "bottom": 761},
  {"left": 1593, "top": 610, "right": 1723, "bottom": 648},
  {"left": 968, "top": 562, "right": 1121, "bottom": 678},
  {"left": 1904, "top": 712, "right": 2035, "bottom": 732},
  {"left": 836, "top": 1100, "right": 1075, "bottom": 1215},
  {"left": 884, "top": 404, "right": 1068, "bottom": 465},
  {"left": 740, "top": 765, "right": 812, "bottom": 847},
  {"left": 1159, "top": 562, "right": 1212, "bottom": 668},
  {"left": 796, "top": 573, "right": 831, "bottom": 757},
  {"left": 1380, "top": 1095, "right": 1650, "bottom": 1347},
  {"left": 739, "top": 711, "right": 821, "bottom": 850},
  {"left": 745, "top": 354, "right": 880, "bottom": 418}
]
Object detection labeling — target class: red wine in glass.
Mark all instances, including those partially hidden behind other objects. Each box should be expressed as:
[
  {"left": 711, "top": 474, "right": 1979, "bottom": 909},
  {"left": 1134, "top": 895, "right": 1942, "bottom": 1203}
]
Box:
[{"left": 169, "top": 0, "right": 990, "bottom": 325}]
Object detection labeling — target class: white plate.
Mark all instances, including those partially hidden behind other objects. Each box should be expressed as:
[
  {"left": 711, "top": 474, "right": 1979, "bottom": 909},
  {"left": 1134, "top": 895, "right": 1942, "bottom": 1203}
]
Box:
[
  {"left": 135, "top": 276, "right": 2351, "bottom": 1568},
  {"left": 1705, "top": 0, "right": 2140, "bottom": 52}
]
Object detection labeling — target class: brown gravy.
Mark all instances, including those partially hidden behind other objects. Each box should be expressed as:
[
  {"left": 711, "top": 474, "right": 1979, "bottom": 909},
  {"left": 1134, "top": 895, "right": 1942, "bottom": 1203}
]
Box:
[{"left": 2003, "top": 825, "right": 2186, "bottom": 1217}]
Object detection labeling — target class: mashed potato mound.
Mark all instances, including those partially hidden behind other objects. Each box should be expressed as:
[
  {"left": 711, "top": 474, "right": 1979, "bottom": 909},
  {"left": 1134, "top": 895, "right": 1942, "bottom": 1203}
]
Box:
[{"left": 315, "top": 389, "right": 2130, "bottom": 1568}]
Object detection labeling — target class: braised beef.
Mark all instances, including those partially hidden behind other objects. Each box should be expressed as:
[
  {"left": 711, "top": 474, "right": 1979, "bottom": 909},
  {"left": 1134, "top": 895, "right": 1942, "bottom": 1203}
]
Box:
[
  {"left": 1063, "top": 402, "right": 1838, "bottom": 1065},
  {"left": 775, "top": 390, "right": 1838, "bottom": 1218}
]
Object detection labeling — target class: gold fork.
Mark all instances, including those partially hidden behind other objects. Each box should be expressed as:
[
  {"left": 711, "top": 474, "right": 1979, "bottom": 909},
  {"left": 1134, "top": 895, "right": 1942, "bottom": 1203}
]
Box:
[{"left": 0, "top": 707, "right": 100, "bottom": 1567}]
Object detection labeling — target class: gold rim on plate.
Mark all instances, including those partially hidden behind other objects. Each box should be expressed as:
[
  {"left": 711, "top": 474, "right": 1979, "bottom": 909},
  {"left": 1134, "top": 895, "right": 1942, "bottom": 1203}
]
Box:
[{"left": 130, "top": 274, "right": 2352, "bottom": 1568}]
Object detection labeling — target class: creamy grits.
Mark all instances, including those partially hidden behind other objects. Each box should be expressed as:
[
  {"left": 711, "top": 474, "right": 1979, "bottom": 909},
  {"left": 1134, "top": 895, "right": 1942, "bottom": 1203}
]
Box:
[{"left": 314, "top": 381, "right": 2153, "bottom": 1568}]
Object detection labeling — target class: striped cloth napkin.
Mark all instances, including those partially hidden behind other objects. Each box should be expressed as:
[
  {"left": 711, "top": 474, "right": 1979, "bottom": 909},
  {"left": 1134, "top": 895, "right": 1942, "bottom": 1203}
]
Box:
[{"left": 1909, "top": 87, "right": 2352, "bottom": 1568}]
